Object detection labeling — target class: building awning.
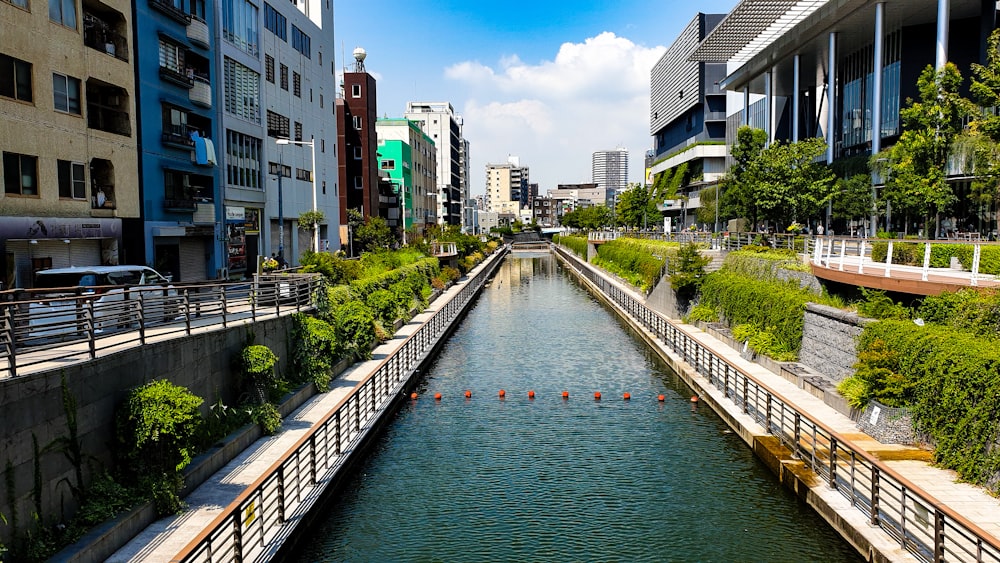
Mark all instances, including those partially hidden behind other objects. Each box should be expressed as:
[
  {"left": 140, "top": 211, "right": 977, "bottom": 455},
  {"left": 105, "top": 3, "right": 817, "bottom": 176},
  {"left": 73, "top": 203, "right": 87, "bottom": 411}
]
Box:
[{"left": 690, "top": 0, "right": 830, "bottom": 64}]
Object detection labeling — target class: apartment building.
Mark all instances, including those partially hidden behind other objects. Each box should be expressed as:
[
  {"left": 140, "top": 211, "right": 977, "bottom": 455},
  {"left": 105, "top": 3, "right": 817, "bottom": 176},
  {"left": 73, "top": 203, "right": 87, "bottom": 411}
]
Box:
[
  {"left": 404, "top": 101, "right": 465, "bottom": 226},
  {"left": 375, "top": 117, "right": 438, "bottom": 237},
  {"left": 1, "top": 0, "right": 139, "bottom": 288}
]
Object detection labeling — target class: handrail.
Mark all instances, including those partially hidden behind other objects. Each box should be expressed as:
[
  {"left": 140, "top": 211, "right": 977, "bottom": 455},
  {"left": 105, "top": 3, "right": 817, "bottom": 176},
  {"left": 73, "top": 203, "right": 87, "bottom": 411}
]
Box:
[
  {"left": 170, "top": 248, "right": 508, "bottom": 562},
  {"left": 0, "top": 274, "right": 322, "bottom": 380},
  {"left": 554, "top": 243, "right": 1000, "bottom": 563}
]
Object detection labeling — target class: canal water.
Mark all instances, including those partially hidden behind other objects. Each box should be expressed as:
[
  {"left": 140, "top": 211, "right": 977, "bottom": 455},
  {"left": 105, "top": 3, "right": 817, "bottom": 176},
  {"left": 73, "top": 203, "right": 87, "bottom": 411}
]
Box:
[{"left": 292, "top": 253, "right": 862, "bottom": 562}]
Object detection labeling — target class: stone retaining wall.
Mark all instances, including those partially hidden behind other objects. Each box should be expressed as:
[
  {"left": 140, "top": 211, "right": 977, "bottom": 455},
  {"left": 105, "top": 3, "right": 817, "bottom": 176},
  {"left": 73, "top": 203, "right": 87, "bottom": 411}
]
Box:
[{"left": 799, "top": 303, "right": 872, "bottom": 383}]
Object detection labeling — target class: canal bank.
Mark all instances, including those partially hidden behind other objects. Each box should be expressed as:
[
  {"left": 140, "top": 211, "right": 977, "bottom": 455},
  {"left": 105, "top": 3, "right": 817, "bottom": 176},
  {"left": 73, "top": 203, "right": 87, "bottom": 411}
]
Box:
[
  {"left": 106, "top": 247, "right": 508, "bottom": 562},
  {"left": 552, "top": 243, "right": 1000, "bottom": 563}
]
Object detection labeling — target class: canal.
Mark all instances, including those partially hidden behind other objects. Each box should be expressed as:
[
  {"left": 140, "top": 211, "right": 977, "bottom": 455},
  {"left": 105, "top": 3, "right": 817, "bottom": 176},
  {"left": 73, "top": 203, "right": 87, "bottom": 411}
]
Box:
[{"left": 291, "top": 252, "right": 862, "bottom": 562}]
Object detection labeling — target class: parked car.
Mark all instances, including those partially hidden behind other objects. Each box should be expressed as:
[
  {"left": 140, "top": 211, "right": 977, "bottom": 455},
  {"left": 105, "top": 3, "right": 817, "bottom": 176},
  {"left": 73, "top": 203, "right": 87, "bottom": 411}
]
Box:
[{"left": 26, "top": 265, "right": 178, "bottom": 340}]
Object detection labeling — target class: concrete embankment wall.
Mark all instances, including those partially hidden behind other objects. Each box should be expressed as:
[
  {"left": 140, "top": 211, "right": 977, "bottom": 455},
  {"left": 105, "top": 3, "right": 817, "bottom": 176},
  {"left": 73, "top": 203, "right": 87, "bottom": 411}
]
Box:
[
  {"left": 553, "top": 246, "right": 900, "bottom": 563},
  {"left": 0, "top": 315, "right": 295, "bottom": 543}
]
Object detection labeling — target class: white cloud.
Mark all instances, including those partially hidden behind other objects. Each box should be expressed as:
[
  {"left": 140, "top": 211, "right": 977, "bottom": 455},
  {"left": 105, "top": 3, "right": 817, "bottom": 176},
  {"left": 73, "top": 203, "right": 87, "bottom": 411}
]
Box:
[{"left": 446, "top": 32, "right": 665, "bottom": 195}]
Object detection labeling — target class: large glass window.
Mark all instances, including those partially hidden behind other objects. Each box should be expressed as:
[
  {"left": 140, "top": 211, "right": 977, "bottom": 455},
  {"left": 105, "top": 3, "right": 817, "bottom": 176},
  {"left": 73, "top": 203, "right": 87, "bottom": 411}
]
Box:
[
  {"left": 226, "top": 130, "right": 262, "bottom": 190},
  {"left": 57, "top": 160, "right": 86, "bottom": 199},
  {"left": 291, "top": 25, "right": 310, "bottom": 58},
  {"left": 3, "top": 152, "right": 38, "bottom": 195},
  {"left": 222, "top": 0, "right": 259, "bottom": 56},
  {"left": 224, "top": 57, "right": 260, "bottom": 124},
  {"left": 263, "top": 3, "right": 286, "bottom": 42},
  {"left": 49, "top": 0, "right": 76, "bottom": 28},
  {"left": 839, "top": 29, "right": 902, "bottom": 152},
  {"left": 0, "top": 53, "right": 33, "bottom": 102},
  {"left": 52, "top": 73, "right": 81, "bottom": 114}
]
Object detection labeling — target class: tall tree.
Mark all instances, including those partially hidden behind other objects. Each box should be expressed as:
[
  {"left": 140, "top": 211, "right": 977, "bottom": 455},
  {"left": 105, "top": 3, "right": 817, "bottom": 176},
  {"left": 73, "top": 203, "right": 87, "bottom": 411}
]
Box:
[
  {"left": 876, "top": 63, "right": 972, "bottom": 238},
  {"left": 720, "top": 126, "right": 767, "bottom": 227},
  {"left": 752, "top": 137, "right": 836, "bottom": 226},
  {"left": 967, "top": 28, "right": 1000, "bottom": 235},
  {"left": 615, "top": 183, "right": 659, "bottom": 229}
]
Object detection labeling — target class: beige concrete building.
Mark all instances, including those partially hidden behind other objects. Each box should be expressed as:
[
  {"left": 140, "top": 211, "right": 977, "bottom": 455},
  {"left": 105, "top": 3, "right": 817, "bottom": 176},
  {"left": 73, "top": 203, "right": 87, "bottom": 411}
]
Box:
[
  {"left": 1, "top": 0, "right": 139, "bottom": 289},
  {"left": 485, "top": 156, "right": 528, "bottom": 215}
]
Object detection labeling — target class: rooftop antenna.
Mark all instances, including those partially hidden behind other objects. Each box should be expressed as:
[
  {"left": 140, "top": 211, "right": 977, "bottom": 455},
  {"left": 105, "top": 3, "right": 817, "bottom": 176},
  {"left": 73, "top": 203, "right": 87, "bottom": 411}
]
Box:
[{"left": 353, "top": 46, "right": 366, "bottom": 72}]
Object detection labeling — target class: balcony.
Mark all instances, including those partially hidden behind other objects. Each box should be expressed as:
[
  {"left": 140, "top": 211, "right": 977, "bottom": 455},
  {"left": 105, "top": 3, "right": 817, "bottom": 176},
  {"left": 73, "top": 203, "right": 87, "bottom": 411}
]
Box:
[
  {"left": 83, "top": 12, "right": 128, "bottom": 62},
  {"left": 189, "top": 76, "right": 211, "bottom": 108},
  {"left": 90, "top": 184, "right": 117, "bottom": 210},
  {"left": 149, "top": 0, "right": 190, "bottom": 24},
  {"left": 187, "top": 16, "right": 210, "bottom": 49},
  {"left": 159, "top": 65, "right": 194, "bottom": 88},
  {"left": 161, "top": 124, "right": 194, "bottom": 149},
  {"left": 163, "top": 198, "right": 197, "bottom": 212},
  {"left": 87, "top": 106, "right": 131, "bottom": 136}
]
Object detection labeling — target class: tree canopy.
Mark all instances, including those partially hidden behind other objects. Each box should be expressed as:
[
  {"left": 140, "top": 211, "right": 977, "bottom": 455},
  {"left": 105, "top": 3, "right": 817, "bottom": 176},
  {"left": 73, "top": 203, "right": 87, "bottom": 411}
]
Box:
[{"left": 615, "top": 183, "right": 660, "bottom": 229}]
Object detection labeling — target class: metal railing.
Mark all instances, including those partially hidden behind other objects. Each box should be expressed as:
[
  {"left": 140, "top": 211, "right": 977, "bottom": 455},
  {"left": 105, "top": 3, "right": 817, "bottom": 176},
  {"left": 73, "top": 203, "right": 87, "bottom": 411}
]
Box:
[
  {"left": 172, "top": 248, "right": 508, "bottom": 563},
  {"left": 0, "top": 274, "right": 322, "bottom": 380},
  {"left": 554, "top": 244, "right": 1000, "bottom": 563},
  {"left": 812, "top": 237, "right": 1000, "bottom": 286}
]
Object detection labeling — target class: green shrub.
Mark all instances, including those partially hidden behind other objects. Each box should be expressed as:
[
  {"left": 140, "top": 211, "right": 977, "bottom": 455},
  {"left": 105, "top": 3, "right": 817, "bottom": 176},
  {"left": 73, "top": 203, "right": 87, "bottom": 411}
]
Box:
[
  {"left": 555, "top": 234, "right": 588, "bottom": 259},
  {"left": 853, "top": 320, "right": 1000, "bottom": 491},
  {"left": 917, "top": 288, "right": 1000, "bottom": 338},
  {"left": 116, "top": 380, "right": 203, "bottom": 514},
  {"left": 251, "top": 403, "right": 282, "bottom": 435},
  {"left": 366, "top": 288, "right": 398, "bottom": 329},
  {"left": 699, "top": 271, "right": 811, "bottom": 359},
  {"left": 670, "top": 242, "right": 711, "bottom": 299},
  {"left": 685, "top": 303, "right": 719, "bottom": 323},
  {"left": 291, "top": 313, "right": 338, "bottom": 391},
  {"left": 240, "top": 344, "right": 279, "bottom": 404},
  {"left": 837, "top": 376, "right": 868, "bottom": 410},
  {"left": 855, "top": 288, "right": 911, "bottom": 320},
  {"left": 593, "top": 238, "right": 677, "bottom": 291},
  {"left": 335, "top": 301, "right": 377, "bottom": 360}
]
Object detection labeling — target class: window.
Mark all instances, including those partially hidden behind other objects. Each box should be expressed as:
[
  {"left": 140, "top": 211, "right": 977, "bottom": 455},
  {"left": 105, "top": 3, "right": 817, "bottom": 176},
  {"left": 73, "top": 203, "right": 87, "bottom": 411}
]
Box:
[
  {"left": 268, "top": 162, "right": 291, "bottom": 177},
  {"left": 224, "top": 57, "right": 260, "bottom": 124},
  {"left": 4, "top": 0, "right": 29, "bottom": 8},
  {"left": 380, "top": 159, "right": 395, "bottom": 170},
  {"left": 189, "top": 0, "right": 206, "bottom": 20},
  {"left": 52, "top": 73, "right": 81, "bottom": 115},
  {"left": 294, "top": 121, "right": 302, "bottom": 141},
  {"left": 292, "top": 72, "right": 300, "bottom": 97},
  {"left": 0, "top": 54, "right": 33, "bottom": 102},
  {"left": 279, "top": 64, "right": 287, "bottom": 90},
  {"left": 351, "top": 84, "right": 360, "bottom": 98},
  {"left": 266, "top": 110, "right": 289, "bottom": 138},
  {"left": 158, "top": 39, "right": 185, "bottom": 75},
  {"left": 353, "top": 176, "right": 362, "bottom": 190},
  {"left": 291, "top": 25, "right": 310, "bottom": 58},
  {"left": 265, "top": 54, "right": 274, "bottom": 83},
  {"left": 296, "top": 168, "right": 312, "bottom": 181},
  {"left": 353, "top": 146, "right": 362, "bottom": 160},
  {"left": 263, "top": 2, "right": 286, "bottom": 41},
  {"left": 222, "top": 0, "right": 259, "bottom": 55},
  {"left": 3, "top": 152, "right": 38, "bottom": 195},
  {"left": 49, "top": 0, "right": 76, "bottom": 28},
  {"left": 226, "top": 130, "right": 262, "bottom": 190},
  {"left": 353, "top": 115, "right": 361, "bottom": 130},
  {"left": 57, "top": 160, "right": 86, "bottom": 199}
]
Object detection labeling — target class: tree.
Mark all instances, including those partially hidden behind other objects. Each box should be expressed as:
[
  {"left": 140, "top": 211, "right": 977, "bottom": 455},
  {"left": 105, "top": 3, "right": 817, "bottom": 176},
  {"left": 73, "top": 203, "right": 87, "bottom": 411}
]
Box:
[
  {"left": 876, "top": 63, "right": 972, "bottom": 238},
  {"left": 967, "top": 28, "right": 1000, "bottom": 235},
  {"left": 832, "top": 174, "right": 874, "bottom": 227},
  {"left": 695, "top": 185, "right": 718, "bottom": 229},
  {"left": 720, "top": 126, "right": 767, "bottom": 227},
  {"left": 615, "top": 183, "right": 659, "bottom": 229},
  {"left": 355, "top": 216, "right": 394, "bottom": 253}
]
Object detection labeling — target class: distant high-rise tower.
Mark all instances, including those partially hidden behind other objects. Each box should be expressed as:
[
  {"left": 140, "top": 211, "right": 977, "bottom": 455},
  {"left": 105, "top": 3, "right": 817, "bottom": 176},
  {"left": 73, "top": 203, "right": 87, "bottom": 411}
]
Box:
[{"left": 592, "top": 148, "right": 628, "bottom": 206}]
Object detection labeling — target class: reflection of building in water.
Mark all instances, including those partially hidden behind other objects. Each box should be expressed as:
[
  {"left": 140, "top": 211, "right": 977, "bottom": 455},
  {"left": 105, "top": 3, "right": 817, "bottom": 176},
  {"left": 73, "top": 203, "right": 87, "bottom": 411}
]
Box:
[{"left": 493, "top": 253, "right": 557, "bottom": 291}]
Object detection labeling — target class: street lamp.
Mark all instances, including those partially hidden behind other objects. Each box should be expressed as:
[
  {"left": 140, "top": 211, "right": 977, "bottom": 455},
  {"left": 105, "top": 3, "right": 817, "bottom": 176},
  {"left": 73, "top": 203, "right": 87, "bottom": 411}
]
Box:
[{"left": 276, "top": 137, "right": 318, "bottom": 253}]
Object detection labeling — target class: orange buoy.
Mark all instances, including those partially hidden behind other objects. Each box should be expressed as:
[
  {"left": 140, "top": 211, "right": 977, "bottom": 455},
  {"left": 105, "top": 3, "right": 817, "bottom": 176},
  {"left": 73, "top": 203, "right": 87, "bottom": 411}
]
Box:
[
  {"left": 658, "top": 394, "right": 665, "bottom": 402},
  {"left": 691, "top": 395, "right": 699, "bottom": 403},
  {"left": 528, "top": 390, "right": 535, "bottom": 399},
  {"left": 464, "top": 390, "right": 472, "bottom": 398},
  {"left": 562, "top": 391, "right": 569, "bottom": 399},
  {"left": 434, "top": 393, "right": 442, "bottom": 400},
  {"left": 410, "top": 392, "right": 418, "bottom": 400},
  {"left": 499, "top": 389, "right": 506, "bottom": 398},
  {"left": 623, "top": 393, "right": 631, "bottom": 400},
  {"left": 594, "top": 392, "right": 602, "bottom": 400}
]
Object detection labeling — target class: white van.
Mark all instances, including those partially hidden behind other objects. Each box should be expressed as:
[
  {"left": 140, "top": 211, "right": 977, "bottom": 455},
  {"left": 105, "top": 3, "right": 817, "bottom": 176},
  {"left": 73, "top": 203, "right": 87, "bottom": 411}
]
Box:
[{"left": 27, "top": 265, "right": 177, "bottom": 339}]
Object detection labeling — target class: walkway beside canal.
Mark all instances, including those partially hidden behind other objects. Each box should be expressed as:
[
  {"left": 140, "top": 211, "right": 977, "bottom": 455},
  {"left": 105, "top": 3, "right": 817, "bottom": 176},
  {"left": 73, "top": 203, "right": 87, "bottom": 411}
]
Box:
[
  {"left": 107, "top": 251, "right": 504, "bottom": 562},
  {"left": 555, "top": 244, "right": 1000, "bottom": 563}
]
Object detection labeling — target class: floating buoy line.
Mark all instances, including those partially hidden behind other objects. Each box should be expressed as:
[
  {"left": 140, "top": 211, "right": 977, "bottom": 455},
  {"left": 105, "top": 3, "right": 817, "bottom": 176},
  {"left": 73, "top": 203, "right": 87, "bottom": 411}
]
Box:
[{"left": 408, "top": 390, "right": 691, "bottom": 403}]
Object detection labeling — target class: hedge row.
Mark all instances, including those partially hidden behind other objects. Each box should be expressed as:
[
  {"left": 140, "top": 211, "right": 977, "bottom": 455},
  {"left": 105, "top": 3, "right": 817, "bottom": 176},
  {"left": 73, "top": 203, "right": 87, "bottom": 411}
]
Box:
[
  {"left": 592, "top": 238, "right": 677, "bottom": 291},
  {"left": 554, "top": 234, "right": 588, "bottom": 259},
  {"left": 847, "top": 320, "right": 1000, "bottom": 491}
]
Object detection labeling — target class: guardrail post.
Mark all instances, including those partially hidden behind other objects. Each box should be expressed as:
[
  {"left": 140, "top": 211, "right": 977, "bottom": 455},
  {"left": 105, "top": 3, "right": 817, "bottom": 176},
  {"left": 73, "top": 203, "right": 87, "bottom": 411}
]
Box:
[
  {"left": 934, "top": 509, "right": 945, "bottom": 563},
  {"left": 86, "top": 300, "right": 96, "bottom": 360},
  {"left": 309, "top": 434, "right": 317, "bottom": 485},
  {"left": 136, "top": 292, "right": 146, "bottom": 345},
  {"left": 3, "top": 306, "right": 17, "bottom": 378},
  {"left": 765, "top": 393, "right": 773, "bottom": 433},
  {"left": 859, "top": 241, "right": 866, "bottom": 274},
  {"left": 870, "top": 466, "right": 880, "bottom": 526},
  {"left": 234, "top": 510, "right": 244, "bottom": 563},
  {"left": 277, "top": 465, "right": 286, "bottom": 523},
  {"left": 829, "top": 438, "right": 838, "bottom": 488},
  {"left": 793, "top": 413, "right": 801, "bottom": 458},
  {"left": 183, "top": 290, "right": 192, "bottom": 335},
  {"left": 971, "top": 243, "right": 982, "bottom": 287},
  {"left": 885, "top": 241, "right": 894, "bottom": 278},
  {"left": 922, "top": 242, "right": 932, "bottom": 281},
  {"left": 221, "top": 286, "right": 228, "bottom": 328}
]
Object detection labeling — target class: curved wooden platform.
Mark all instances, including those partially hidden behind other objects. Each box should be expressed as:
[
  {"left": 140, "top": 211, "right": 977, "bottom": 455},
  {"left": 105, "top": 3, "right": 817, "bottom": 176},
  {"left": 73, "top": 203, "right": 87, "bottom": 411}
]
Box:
[{"left": 810, "top": 262, "right": 999, "bottom": 296}]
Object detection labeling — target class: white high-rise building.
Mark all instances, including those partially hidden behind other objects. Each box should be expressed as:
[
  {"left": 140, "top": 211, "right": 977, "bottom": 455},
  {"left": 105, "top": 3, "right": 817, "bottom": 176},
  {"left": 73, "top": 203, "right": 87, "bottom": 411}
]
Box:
[
  {"left": 485, "top": 156, "right": 529, "bottom": 216},
  {"left": 404, "top": 102, "right": 466, "bottom": 226},
  {"left": 592, "top": 148, "right": 628, "bottom": 207}
]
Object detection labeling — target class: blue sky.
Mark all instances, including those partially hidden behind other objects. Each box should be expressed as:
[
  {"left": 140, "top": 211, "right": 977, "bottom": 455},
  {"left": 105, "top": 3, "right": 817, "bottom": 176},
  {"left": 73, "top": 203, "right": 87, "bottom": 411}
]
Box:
[{"left": 334, "top": 0, "right": 739, "bottom": 196}]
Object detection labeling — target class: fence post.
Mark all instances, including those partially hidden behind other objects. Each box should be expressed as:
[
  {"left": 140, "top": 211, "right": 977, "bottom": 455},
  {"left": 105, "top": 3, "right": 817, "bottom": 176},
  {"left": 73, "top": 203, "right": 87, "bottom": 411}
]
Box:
[
  {"left": 829, "top": 438, "right": 838, "bottom": 488},
  {"left": 86, "top": 299, "right": 96, "bottom": 360},
  {"left": 870, "top": 466, "right": 880, "bottom": 526},
  {"left": 3, "top": 306, "right": 16, "bottom": 378},
  {"left": 934, "top": 509, "right": 945, "bottom": 563}
]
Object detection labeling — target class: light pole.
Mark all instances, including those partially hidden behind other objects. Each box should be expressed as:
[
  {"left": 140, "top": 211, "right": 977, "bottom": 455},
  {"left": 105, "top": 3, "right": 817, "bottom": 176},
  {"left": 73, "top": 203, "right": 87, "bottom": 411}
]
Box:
[
  {"left": 276, "top": 137, "right": 318, "bottom": 253},
  {"left": 270, "top": 154, "right": 285, "bottom": 265}
]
